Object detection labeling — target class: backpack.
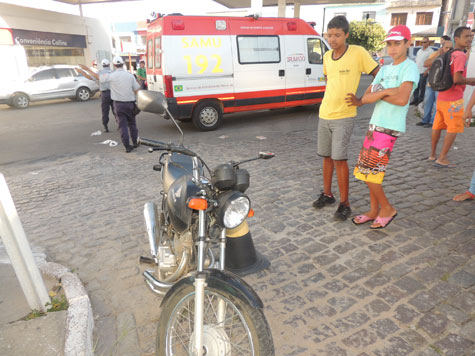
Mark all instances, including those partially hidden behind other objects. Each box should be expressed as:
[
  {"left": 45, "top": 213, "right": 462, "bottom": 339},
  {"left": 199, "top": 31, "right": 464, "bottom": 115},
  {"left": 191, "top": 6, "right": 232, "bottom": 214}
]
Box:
[{"left": 428, "top": 49, "right": 462, "bottom": 92}]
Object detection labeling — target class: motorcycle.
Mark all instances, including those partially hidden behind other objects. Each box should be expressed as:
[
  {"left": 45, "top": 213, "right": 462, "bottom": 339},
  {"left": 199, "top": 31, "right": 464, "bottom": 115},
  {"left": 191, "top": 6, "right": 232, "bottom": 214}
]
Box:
[{"left": 136, "top": 90, "right": 275, "bottom": 356}]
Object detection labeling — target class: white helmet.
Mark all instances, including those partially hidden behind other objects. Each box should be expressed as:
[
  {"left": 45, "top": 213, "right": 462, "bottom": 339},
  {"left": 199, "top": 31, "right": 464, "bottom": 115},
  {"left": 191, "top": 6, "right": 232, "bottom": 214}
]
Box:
[
  {"left": 101, "top": 59, "right": 110, "bottom": 67},
  {"left": 112, "top": 56, "right": 124, "bottom": 65}
]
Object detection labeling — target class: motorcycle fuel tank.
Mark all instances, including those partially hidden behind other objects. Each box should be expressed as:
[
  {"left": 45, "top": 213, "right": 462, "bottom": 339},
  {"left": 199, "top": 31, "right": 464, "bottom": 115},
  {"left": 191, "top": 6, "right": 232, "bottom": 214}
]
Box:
[
  {"left": 166, "top": 175, "right": 201, "bottom": 233},
  {"left": 162, "top": 153, "right": 196, "bottom": 193}
]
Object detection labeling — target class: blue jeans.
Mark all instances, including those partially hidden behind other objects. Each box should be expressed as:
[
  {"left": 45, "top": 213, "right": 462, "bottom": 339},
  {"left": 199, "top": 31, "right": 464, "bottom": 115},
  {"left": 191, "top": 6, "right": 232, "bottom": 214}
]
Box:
[
  {"left": 422, "top": 86, "right": 438, "bottom": 125},
  {"left": 470, "top": 168, "right": 475, "bottom": 195}
]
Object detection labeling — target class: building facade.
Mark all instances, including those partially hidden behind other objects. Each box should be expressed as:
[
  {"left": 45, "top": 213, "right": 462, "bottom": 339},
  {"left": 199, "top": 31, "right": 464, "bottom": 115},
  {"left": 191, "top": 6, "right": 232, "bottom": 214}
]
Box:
[
  {"left": 0, "top": 3, "right": 112, "bottom": 67},
  {"left": 110, "top": 21, "right": 147, "bottom": 70}
]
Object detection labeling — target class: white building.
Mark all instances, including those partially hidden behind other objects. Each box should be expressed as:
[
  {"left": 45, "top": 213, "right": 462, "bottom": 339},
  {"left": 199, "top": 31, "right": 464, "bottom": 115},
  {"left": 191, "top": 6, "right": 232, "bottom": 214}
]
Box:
[{"left": 0, "top": 3, "right": 112, "bottom": 67}]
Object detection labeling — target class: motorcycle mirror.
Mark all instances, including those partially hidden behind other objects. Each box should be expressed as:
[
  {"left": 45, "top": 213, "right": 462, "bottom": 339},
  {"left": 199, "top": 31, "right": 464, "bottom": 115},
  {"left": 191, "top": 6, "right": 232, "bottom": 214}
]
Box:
[
  {"left": 137, "top": 90, "right": 168, "bottom": 115},
  {"left": 259, "top": 152, "right": 275, "bottom": 160}
]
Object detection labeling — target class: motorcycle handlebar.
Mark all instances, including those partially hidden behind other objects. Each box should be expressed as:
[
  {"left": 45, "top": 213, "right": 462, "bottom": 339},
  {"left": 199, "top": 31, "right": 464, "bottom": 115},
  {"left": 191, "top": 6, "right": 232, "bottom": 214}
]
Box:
[{"left": 138, "top": 137, "right": 197, "bottom": 157}]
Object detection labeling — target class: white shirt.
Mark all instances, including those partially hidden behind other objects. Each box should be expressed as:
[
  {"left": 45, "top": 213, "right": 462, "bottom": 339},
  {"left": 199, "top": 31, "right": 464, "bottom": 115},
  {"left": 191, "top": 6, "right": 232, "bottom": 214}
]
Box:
[
  {"left": 100, "top": 67, "right": 140, "bottom": 102},
  {"left": 98, "top": 67, "right": 112, "bottom": 91},
  {"left": 415, "top": 47, "right": 434, "bottom": 74}
]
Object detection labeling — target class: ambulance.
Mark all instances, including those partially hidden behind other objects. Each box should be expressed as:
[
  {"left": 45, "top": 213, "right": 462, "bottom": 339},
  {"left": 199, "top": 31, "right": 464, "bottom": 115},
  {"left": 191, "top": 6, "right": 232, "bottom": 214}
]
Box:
[{"left": 145, "top": 14, "right": 329, "bottom": 131}]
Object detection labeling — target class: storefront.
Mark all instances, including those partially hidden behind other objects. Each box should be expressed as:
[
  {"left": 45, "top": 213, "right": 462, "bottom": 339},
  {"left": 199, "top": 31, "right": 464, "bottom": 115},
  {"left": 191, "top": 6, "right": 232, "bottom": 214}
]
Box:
[{"left": 11, "top": 29, "right": 88, "bottom": 66}]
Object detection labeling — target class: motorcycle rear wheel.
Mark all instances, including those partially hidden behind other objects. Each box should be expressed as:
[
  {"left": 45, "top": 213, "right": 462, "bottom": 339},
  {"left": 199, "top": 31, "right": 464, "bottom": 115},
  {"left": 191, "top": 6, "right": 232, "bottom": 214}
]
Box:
[{"left": 156, "top": 283, "right": 274, "bottom": 356}]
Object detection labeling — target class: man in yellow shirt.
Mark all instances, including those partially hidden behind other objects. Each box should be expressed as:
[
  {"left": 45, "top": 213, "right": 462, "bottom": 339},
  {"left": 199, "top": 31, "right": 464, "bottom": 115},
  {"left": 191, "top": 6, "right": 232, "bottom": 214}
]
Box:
[{"left": 313, "top": 15, "right": 379, "bottom": 221}]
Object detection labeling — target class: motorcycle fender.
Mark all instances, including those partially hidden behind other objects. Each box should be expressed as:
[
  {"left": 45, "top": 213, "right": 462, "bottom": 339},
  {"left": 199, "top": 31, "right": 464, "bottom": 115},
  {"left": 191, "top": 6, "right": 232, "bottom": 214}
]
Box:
[{"left": 160, "top": 269, "right": 264, "bottom": 309}]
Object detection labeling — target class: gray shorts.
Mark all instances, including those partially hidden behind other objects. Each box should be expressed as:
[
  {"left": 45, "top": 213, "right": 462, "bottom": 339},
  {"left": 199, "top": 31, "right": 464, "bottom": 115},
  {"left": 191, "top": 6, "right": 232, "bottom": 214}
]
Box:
[{"left": 317, "top": 117, "right": 355, "bottom": 160}]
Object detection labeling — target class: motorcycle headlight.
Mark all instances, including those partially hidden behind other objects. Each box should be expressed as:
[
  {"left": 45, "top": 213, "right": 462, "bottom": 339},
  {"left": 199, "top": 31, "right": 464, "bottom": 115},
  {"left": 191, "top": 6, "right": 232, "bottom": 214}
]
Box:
[{"left": 217, "top": 191, "right": 250, "bottom": 229}]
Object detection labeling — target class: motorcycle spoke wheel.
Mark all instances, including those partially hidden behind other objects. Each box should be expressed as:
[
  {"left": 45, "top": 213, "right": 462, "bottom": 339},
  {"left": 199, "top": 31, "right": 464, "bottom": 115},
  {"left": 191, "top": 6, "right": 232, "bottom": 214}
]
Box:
[{"left": 157, "top": 284, "right": 274, "bottom": 356}]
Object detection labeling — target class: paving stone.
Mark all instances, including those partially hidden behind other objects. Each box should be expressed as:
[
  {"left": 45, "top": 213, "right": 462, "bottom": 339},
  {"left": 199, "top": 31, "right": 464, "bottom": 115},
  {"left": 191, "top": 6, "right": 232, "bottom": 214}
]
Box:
[
  {"left": 436, "top": 303, "right": 472, "bottom": 325},
  {"left": 347, "top": 285, "right": 373, "bottom": 300},
  {"left": 393, "top": 276, "right": 425, "bottom": 295},
  {"left": 364, "top": 299, "right": 391, "bottom": 317},
  {"left": 429, "top": 282, "right": 461, "bottom": 301},
  {"left": 364, "top": 273, "right": 391, "bottom": 289},
  {"left": 376, "top": 285, "right": 407, "bottom": 305},
  {"left": 398, "top": 329, "right": 427, "bottom": 349},
  {"left": 342, "top": 329, "right": 378, "bottom": 348},
  {"left": 417, "top": 312, "right": 450, "bottom": 337},
  {"left": 408, "top": 291, "right": 441, "bottom": 313},
  {"left": 373, "top": 336, "right": 414, "bottom": 356},
  {"left": 369, "top": 318, "right": 400, "bottom": 339},
  {"left": 313, "top": 252, "right": 340, "bottom": 267},
  {"left": 322, "top": 280, "right": 349, "bottom": 293},
  {"left": 342, "top": 268, "right": 372, "bottom": 284},
  {"left": 460, "top": 320, "right": 475, "bottom": 342},
  {"left": 327, "top": 296, "right": 357, "bottom": 313},
  {"left": 393, "top": 304, "right": 420, "bottom": 324},
  {"left": 331, "top": 311, "right": 370, "bottom": 333},
  {"left": 448, "top": 270, "right": 475, "bottom": 289},
  {"left": 449, "top": 291, "right": 475, "bottom": 314},
  {"left": 326, "top": 264, "right": 348, "bottom": 277},
  {"left": 311, "top": 324, "right": 337, "bottom": 343},
  {"left": 434, "top": 334, "right": 474, "bottom": 356},
  {"left": 305, "top": 305, "right": 337, "bottom": 319},
  {"left": 382, "top": 263, "right": 412, "bottom": 280}
]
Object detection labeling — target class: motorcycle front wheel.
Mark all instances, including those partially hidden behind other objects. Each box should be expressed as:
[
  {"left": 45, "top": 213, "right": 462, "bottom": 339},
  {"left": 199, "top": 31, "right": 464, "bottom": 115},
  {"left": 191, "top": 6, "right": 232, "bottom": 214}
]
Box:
[{"left": 156, "top": 283, "right": 274, "bottom": 356}]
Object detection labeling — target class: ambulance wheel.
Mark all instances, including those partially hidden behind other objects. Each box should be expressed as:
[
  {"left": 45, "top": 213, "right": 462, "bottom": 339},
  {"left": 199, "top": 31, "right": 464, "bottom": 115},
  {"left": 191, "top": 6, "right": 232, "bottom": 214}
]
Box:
[
  {"left": 192, "top": 101, "right": 223, "bottom": 131},
  {"left": 12, "top": 93, "right": 30, "bottom": 109}
]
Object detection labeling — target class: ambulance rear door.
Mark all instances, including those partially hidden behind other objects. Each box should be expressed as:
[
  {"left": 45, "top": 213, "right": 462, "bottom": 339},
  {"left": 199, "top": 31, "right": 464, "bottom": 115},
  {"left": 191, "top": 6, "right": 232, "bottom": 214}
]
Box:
[{"left": 305, "top": 36, "right": 328, "bottom": 97}]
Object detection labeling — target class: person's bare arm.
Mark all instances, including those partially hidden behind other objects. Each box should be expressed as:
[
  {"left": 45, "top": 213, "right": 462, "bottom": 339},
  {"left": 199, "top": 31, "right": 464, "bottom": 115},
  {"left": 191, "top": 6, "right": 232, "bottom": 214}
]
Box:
[
  {"left": 345, "top": 65, "right": 381, "bottom": 107},
  {"left": 424, "top": 49, "right": 442, "bottom": 68},
  {"left": 453, "top": 71, "right": 475, "bottom": 86},
  {"left": 380, "top": 81, "right": 414, "bottom": 106},
  {"left": 463, "top": 90, "right": 475, "bottom": 126},
  {"left": 77, "top": 64, "right": 99, "bottom": 80},
  {"left": 361, "top": 87, "right": 398, "bottom": 104}
]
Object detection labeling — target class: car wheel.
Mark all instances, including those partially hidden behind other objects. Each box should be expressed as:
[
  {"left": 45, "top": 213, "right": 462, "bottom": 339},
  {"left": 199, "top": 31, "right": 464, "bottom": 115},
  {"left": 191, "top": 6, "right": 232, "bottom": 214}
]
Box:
[
  {"left": 12, "top": 93, "right": 29, "bottom": 109},
  {"left": 192, "top": 101, "right": 223, "bottom": 131},
  {"left": 76, "top": 87, "right": 91, "bottom": 101}
]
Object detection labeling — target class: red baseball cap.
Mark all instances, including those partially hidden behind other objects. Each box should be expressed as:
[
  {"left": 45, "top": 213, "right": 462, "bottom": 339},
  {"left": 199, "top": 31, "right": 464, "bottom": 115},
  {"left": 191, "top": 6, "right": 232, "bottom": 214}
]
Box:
[{"left": 384, "top": 25, "right": 411, "bottom": 42}]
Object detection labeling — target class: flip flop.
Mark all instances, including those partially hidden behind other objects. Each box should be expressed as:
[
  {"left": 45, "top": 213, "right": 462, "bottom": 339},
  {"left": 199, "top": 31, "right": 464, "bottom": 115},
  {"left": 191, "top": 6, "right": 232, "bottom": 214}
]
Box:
[
  {"left": 352, "top": 215, "right": 375, "bottom": 225},
  {"left": 428, "top": 157, "right": 436, "bottom": 161},
  {"left": 434, "top": 162, "right": 456, "bottom": 168},
  {"left": 370, "top": 213, "right": 398, "bottom": 230}
]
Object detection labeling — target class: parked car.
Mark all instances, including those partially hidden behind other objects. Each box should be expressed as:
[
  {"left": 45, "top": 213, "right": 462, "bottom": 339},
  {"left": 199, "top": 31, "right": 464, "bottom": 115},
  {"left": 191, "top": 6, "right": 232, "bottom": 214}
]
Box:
[{"left": 0, "top": 65, "right": 99, "bottom": 109}]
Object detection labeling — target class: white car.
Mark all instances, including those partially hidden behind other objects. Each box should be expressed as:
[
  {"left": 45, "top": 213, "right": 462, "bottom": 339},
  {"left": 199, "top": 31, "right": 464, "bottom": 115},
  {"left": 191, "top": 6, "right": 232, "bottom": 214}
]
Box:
[{"left": 0, "top": 64, "right": 99, "bottom": 109}]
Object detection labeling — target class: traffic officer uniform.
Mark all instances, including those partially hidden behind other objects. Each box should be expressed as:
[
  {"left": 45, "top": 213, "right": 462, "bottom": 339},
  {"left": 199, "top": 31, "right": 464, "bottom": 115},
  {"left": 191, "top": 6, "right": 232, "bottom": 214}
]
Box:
[
  {"left": 99, "top": 59, "right": 115, "bottom": 132},
  {"left": 100, "top": 56, "right": 141, "bottom": 153}
]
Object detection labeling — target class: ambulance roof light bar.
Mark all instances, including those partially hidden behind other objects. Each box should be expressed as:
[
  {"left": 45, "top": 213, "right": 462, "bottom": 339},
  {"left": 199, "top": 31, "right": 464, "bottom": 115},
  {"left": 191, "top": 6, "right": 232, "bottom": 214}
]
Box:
[{"left": 287, "top": 21, "right": 297, "bottom": 31}]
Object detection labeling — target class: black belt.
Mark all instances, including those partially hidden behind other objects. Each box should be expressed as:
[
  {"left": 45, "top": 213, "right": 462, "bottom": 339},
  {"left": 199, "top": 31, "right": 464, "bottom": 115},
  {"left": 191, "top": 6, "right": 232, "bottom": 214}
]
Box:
[
  {"left": 115, "top": 101, "right": 135, "bottom": 103},
  {"left": 101, "top": 89, "right": 110, "bottom": 92}
]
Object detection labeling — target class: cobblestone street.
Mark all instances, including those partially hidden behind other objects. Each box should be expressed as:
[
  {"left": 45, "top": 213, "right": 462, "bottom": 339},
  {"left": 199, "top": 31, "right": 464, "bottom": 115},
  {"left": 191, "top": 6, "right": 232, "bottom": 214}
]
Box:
[{"left": 3, "top": 105, "right": 475, "bottom": 356}]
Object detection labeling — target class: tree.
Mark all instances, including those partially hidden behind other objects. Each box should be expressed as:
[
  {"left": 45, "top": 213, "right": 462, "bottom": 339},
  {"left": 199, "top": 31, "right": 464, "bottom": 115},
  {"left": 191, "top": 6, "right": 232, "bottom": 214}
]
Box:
[{"left": 348, "top": 20, "right": 386, "bottom": 53}]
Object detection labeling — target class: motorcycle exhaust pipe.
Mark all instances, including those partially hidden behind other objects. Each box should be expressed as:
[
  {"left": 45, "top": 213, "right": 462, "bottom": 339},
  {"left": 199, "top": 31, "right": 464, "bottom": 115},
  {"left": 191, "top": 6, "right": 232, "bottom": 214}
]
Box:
[
  {"left": 143, "top": 202, "right": 159, "bottom": 258},
  {"left": 144, "top": 270, "right": 174, "bottom": 295}
]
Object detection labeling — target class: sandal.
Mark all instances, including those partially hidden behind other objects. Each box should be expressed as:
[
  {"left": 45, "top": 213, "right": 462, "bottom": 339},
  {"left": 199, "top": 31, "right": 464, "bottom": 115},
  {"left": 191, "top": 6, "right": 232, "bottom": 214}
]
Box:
[
  {"left": 370, "top": 213, "right": 398, "bottom": 230},
  {"left": 352, "top": 215, "right": 375, "bottom": 225}
]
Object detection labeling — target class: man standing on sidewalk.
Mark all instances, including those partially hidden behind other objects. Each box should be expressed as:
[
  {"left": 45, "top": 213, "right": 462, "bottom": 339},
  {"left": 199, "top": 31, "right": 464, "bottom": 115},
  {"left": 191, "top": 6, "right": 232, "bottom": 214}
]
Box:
[
  {"left": 430, "top": 27, "right": 475, "bottom": 166},
  {"left": 411, "top": 37, "right": 433, "bottom": 106},
  {"left": 313, "top": 15, "right": 379, "bottom": 221}
]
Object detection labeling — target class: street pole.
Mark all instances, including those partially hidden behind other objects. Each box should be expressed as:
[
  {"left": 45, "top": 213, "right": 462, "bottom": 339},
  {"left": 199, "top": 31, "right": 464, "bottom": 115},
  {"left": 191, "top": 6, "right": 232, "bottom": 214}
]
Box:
[{"left": 0, "top": 173, "right": 49, "bottom": 312}]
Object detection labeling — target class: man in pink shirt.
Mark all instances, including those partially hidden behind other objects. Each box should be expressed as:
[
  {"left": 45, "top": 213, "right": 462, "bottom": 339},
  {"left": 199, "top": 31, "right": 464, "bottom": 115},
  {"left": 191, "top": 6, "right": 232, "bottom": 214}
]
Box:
[{"left": 430, "top": 26, "right": 475, "bottom": 167}]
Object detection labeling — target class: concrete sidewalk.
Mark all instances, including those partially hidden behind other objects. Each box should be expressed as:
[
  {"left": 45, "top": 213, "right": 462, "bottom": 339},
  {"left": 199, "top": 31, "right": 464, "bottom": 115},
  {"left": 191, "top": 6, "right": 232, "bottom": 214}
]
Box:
[
  {"left": 1, "top": 103, "right": 474, "bottom": 355},
  {"left": 0, "top": 261, "right": 66, "bottom": 356}
]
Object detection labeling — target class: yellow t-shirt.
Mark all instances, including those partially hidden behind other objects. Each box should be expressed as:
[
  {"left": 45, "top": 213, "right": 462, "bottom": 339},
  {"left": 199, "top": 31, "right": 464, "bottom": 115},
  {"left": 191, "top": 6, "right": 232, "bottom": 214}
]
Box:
[{"left": 319, "top": 45, "right": 378, "bottom": 120}]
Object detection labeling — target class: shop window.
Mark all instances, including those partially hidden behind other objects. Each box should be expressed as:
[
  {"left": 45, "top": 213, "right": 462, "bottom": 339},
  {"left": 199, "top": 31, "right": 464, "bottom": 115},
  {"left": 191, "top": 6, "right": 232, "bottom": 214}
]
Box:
[
  {"left": 416, "top": 12, "right": 433, "bottom": 26},
  {"left": 307, "top": 38, "right": 324, "bottom": 64},
  {"left": 237, "top": 35, "right": 280, "bottom": 64},
  {"left": 391, "top": 13, "right": 407, "bottom": 26}
]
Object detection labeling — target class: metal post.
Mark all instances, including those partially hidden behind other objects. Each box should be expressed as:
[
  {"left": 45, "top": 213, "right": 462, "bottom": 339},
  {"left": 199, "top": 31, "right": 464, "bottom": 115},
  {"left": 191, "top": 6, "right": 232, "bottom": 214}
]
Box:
[
  {"left": 294, "top": 0, "right": 301, "bottom": 18},
  {"left": 278, "top": 0, "right": 286, "bottom": 18},
  {"left": 0, "top": 173, "right": 50, "bottom": 312}
]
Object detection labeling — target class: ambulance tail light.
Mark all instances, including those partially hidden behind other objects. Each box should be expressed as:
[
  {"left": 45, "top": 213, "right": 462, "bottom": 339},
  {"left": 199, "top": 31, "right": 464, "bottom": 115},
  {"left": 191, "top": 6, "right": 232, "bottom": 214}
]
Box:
[
  {"left": 163, "top": 75, "right": 174, "bottom": 98},
  {"left": 287, "top": 21, "right": 297, "bottom": 31}
]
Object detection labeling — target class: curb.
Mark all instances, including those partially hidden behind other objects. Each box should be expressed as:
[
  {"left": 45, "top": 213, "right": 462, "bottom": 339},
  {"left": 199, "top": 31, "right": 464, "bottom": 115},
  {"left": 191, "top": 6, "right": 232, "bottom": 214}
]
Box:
[{"left": 36, "top": 255, "right": 94, "bottom": 356}]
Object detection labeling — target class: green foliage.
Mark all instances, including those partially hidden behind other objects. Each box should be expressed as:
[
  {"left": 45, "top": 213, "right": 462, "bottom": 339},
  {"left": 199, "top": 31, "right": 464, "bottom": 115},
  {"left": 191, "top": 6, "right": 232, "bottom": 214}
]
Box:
[
  {"left": 46, "top": 294, "right": 69, "bottom": 312},
  {"left": 24, "top": 309, "right": 46, "bottom": 320},
  {"left": 348, "top": 20, "right": 386, "bottom": 53}
]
